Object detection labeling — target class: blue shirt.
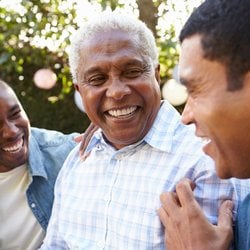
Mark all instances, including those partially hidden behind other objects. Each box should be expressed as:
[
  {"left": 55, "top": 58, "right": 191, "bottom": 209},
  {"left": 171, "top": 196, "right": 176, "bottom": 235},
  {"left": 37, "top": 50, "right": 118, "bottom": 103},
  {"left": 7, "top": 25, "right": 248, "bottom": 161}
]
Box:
[
  {"left": 41, "top": 101, "right": 249, "bottom": 249},
  {"left": 27, "top": 127, "right": 78, "bottom": 230},
  {"left": 235, "top": 193, "right": 250, "bottom": 250}
]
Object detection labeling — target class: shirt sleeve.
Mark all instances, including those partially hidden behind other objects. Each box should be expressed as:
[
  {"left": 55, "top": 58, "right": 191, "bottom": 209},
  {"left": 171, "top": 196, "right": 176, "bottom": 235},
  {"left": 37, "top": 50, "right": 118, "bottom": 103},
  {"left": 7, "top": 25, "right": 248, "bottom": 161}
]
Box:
[{"left": 191, "top": 157, "right": 240, "bottom": 224}]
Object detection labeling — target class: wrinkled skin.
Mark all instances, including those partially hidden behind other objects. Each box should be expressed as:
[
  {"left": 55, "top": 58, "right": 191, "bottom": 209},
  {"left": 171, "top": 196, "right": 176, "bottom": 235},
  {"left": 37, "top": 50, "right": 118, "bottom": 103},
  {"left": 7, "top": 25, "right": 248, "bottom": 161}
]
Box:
[
  {"left": 75, "top": 29, "right": 161, "bottom": 150},
  {"left": 0, "top": 86, "right": 30, "bottom": 172}
]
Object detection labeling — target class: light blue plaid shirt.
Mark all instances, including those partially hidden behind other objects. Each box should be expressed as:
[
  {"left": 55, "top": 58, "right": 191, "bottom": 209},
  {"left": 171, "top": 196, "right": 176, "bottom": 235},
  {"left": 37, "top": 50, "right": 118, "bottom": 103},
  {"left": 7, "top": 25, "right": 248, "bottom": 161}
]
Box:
[{"left": 41, "top": 101, "right": 249, "bottom": 249}]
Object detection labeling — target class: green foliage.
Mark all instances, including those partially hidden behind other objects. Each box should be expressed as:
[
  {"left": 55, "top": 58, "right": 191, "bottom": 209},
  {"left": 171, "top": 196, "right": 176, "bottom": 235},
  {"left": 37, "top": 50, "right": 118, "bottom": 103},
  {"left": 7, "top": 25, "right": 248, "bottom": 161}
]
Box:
[
  {"left": 94, "top": 0, "right": 125, "bottom": 10},
  {"left": 0, "top": 0, "right": 90, "bottom": 133},
  {"left": 158, "top": 25, "right": 179, "bottom": 83}
]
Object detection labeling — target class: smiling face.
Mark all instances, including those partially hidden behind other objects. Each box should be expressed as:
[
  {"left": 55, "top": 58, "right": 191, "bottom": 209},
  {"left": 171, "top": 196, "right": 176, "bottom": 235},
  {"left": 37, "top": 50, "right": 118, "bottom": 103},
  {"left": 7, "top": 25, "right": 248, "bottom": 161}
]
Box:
[
  {"left": 180, "top": 34, "right": 250, "bottom": 179},
  {"left": 0, "top": 85, "right": 30, "bottom": 172},
  {"left": 75, "top": 30, "right": 161, "bottom": 149}
]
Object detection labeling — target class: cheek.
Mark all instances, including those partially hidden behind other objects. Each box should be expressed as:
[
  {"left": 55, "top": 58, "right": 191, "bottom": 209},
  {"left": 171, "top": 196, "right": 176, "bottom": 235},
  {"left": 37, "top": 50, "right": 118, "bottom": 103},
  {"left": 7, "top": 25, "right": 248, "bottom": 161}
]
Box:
[
  {"left": 79, "top": 88, "right": 103, "bottom": 118},
  {"left": 194, "top": 96, "right": 221, "bottom": 123},
  {"left": 138, "top": 80, "right": 161, "bottom": 102},
  {"left": 19, "top": 117, "right": 30, "bottom": 131},
  {"left": 201, "top": 104, "right": 233, "bottom": 147}
]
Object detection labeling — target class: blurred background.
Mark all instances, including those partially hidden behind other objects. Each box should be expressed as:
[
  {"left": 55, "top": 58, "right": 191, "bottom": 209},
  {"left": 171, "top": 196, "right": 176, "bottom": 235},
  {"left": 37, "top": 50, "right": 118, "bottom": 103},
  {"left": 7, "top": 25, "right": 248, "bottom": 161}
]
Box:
[{"left": 0, "top": 0, "right": 202, "bottom": 133}]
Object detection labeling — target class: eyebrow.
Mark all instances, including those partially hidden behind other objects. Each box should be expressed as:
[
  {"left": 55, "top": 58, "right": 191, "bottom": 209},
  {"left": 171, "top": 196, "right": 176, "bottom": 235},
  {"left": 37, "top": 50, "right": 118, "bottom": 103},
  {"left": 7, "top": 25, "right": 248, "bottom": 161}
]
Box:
[
  {"left": 84, "top": 67, "right": 104, "bottom": 76},
  {"left": 179, "top": 77, "right": 191, "bottom": 87},
  {"left": 179, "top": 76, "right": 203, "bottom": 88},
  {"left": 122, "top": 59, "right": 146, "bottom": 67},
  {"left": 84, "top": 59, "right": 147, "bottom": 76}
]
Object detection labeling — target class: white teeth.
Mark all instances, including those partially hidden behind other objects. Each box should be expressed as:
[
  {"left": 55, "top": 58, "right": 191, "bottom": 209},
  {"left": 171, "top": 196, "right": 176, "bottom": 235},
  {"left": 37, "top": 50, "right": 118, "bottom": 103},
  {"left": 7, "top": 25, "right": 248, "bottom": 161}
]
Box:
[
  {"left": 2, "top": 138, "right": 23, "bottom": 153},
  {"left": 201, "top": 137, "right": 211, "bottom": 143},
  {"left": 108, "top": 106, "right": 137, "bottom": 117}
]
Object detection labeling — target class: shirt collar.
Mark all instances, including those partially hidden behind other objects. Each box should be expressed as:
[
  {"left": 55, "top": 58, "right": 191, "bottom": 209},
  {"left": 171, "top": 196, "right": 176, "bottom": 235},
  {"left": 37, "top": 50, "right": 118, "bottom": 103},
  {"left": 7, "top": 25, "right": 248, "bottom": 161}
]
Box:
[
  {"left": 144, "top": 101, "right": 182, "bottom": 152},
  {"left": 28, "top": 131, "right": 48, "bottom": 179},
  {"left": 85, "top": 101, "right": 185, "bottom": 154}
]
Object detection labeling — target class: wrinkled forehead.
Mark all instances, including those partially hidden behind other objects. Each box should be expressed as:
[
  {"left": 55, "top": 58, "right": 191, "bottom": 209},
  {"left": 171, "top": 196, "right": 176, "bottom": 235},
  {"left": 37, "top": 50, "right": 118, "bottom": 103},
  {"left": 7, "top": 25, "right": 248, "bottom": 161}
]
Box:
[
  {"left": 76, "top": 30, "right": 149, "bottom": 76},
  {"left": 81, "top": 29, "right": 138, "bottom": 52}
]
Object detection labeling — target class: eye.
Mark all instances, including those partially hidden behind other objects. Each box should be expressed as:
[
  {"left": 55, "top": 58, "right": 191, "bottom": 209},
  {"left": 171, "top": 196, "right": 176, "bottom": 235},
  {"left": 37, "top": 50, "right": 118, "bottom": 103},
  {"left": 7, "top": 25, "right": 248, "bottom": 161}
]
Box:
[
  {"left": 87, "top": 74, "right": 107, "bottom": 86},
  {"left": 10, "top": 109, "right": 21, "bottom": 119},
  {"left": 123, "top": 68, "right": 144, "bottom": 79}
]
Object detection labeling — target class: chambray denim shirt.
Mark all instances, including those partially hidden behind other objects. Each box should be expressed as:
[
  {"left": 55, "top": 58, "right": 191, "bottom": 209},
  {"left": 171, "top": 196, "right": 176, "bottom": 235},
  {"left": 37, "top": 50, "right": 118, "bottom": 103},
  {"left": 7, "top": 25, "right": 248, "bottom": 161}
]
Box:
[
  {"left": 235, "top": 193, "right": 250, "bottom": 250},
  {"left": 26, "top": 127, "right": 78, "bottom": 231}
]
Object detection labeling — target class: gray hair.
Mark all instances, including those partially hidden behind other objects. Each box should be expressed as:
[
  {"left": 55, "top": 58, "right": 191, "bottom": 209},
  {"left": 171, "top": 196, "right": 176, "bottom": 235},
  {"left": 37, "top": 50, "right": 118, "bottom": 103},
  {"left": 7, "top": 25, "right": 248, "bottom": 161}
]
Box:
[{"left": 69, "top": 10, "right": 158, "bottom": 83}]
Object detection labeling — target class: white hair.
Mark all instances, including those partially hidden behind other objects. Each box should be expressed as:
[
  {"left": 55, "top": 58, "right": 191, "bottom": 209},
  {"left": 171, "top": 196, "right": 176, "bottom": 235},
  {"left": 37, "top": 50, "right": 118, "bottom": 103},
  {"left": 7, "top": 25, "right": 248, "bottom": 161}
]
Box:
[{"left": 68, "top": 10, "right": 158, "bottom": 83}]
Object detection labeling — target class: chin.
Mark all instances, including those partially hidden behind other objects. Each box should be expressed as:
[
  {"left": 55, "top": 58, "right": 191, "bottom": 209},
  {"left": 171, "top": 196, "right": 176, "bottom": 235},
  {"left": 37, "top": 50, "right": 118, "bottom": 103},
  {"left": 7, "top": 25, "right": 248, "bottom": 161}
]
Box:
[
  {"left": 217, "top": 172, "right": 232, "bottom": 179},
  {"left": 232, "top": 171, "right": 250, "bottom": 179},
  {"left": 214, "top": 159, "right": 230, "bottom": 179}
]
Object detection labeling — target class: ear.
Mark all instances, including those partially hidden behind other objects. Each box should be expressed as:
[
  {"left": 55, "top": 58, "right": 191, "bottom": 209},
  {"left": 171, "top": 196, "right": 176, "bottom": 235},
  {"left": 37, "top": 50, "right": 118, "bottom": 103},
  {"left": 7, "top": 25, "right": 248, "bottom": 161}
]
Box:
[
  {"left": 155, "top": 64, "right": 161, "bottom": 84},
  {"left": 74, "top": 84, "right": 80, "bottom": 92}
]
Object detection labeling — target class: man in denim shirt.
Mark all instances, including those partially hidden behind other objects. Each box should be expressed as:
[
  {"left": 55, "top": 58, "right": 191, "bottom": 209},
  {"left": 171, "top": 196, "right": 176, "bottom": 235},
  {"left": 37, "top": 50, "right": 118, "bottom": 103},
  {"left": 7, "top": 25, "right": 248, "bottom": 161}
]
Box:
[{"left": 0, "top": 79, "right": 79, "bottom": 249}]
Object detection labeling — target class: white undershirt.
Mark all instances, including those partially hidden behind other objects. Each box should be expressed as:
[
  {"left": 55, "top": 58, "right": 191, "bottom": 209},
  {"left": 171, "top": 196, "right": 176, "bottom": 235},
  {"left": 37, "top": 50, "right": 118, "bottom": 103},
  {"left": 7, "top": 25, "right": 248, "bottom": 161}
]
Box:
[{"left": 0, "top": 164, "right": 45, "bottom": 250}]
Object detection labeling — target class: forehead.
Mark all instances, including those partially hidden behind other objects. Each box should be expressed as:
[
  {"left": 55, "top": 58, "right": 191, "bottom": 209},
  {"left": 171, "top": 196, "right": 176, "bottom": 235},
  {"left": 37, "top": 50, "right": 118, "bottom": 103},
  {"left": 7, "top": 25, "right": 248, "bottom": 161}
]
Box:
[
  {"left": 179, "top": 35, "right": 204, "bottom": 76},
  {"left": 179, "top": 35, "right": 230, "bottom": 96},
  {"left": 0, "top": 87, "right": 19, "bottom": 108},
  {"left": 84, "top": 29, "right": 137, "bottom": 51},
  {"left": 79, "top": 30, "right": 145, "bottom": 67}
]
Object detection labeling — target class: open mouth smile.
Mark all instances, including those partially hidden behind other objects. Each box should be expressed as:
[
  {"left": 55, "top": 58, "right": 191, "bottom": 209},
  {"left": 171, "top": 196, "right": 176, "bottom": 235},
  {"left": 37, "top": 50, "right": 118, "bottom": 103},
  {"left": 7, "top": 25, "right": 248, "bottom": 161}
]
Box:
[
  {"left": 201, "top": 137, "right": 211, "bottom": 144},
  {"left": 2, "top": 138, "right": 24, "bottom": 153},
  {"left": 107, "top": 106, "right": 138, "bottom": 118}
]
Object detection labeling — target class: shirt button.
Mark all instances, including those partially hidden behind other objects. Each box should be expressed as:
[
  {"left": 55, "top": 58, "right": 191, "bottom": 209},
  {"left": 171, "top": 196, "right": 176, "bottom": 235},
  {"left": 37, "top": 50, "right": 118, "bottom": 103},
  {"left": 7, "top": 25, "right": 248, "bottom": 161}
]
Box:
[
  {"left": 31, "top": 203, "right": 36, "bottom": 208},
  {"left": 116, "top": 155, "right": 121, "bottom": 160},
  {"left": 97, "top": 241, "right": 104, "bottom": 248}
]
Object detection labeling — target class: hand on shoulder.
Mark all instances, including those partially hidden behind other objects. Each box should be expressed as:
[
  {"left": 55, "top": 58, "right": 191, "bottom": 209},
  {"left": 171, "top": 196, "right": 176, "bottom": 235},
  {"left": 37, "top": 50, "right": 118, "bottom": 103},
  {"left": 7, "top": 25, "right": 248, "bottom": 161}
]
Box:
[{"left": 158, "top": 178, "right": 233, "bottom": 250}]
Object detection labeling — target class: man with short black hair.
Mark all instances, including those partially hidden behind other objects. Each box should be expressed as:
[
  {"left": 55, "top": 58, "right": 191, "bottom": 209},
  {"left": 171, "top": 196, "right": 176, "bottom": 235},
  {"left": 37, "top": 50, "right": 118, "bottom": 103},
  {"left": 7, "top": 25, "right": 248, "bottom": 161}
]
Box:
[{"left": 159, "top": 0, "right": 250, "bottom": 249}]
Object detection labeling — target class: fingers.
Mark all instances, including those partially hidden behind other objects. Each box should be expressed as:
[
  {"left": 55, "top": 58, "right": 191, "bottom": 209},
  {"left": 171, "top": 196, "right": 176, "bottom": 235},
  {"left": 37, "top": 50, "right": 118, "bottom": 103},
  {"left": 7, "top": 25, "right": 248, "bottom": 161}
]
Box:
[
  {"left": 74, "top": 134, "right": 83, "bottom": 143},
  {"left": 160, "top": 192, "right": 180, "bottom": 219},
  {"left": 159, "top": 179, "right": 198, "bottom": 222},
  {"left": 217, "top": 200, "right": 233, "bottom": 229},
  {"left": 175, "top": 178, "right": 196, "bottom": 207},
  {"left": 158, "top": 206, "right": 169, "bottom": 227},
  {"left": 79, "top": 123, "right": 98, "bottom": 156},
  {"left": 159, "top": 179, "right": 233, "bottom": 250},
  {"left": 215, "top": 200, "right": 234, "bottom": 249}
]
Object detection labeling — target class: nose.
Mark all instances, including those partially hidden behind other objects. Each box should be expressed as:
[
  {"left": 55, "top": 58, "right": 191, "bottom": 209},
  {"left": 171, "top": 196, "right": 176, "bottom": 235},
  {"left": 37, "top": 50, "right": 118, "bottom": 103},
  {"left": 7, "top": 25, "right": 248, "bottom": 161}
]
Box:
[
  {"left": 106, "top": 77, "right": 131, "bottom": 100},
  {"left": 1, "top": 121, "right": 19, "bottom": 139},
  {"left": 181, "top": 97, "right": 194, "bottom": 125}
]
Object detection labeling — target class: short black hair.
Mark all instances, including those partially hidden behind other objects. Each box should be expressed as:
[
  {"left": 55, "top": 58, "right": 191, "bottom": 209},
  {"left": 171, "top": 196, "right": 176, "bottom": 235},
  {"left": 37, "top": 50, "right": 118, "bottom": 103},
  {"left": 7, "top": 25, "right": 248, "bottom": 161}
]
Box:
[{"left": 180, "top": 0, "right": 250, "bottom": 90}]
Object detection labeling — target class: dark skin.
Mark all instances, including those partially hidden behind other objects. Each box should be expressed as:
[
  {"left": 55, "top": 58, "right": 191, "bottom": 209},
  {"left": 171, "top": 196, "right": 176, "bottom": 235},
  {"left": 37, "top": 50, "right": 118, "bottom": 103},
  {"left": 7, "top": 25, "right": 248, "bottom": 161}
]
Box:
[
  {"left": 0, "top": 85, "right": 30, "bottom": 172},
  {"left": 157, "top": 34, "right": 249, "bottom": 250},
  {"left": 78, "top": 122, "right": 98, "bottom": 158},
  {"left": 158, "top": 178, "right": 233, "bottom": 250},
  {"left": 0, "top": 81, "right": 87, "bottom": 172},
  {"left": 74, "top": 29, "right": 161, "bottom": 150}
]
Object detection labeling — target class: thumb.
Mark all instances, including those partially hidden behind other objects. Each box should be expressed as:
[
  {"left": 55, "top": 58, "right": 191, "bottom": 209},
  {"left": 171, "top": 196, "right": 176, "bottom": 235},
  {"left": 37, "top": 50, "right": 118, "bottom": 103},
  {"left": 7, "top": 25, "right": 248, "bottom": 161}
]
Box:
[
  {"left": 217, "top": 200, "right": 233, "bottom": 229},
  {"left": 74, "top": 134, "right": 83, "bottom": 143}
]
